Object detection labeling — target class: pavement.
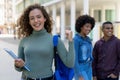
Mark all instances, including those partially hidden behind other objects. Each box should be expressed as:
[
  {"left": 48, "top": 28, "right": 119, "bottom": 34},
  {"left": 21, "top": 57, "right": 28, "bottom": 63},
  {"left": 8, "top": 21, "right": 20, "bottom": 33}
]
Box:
[{"left": 0, "top": 36, "right": 21, "bottom": 80}]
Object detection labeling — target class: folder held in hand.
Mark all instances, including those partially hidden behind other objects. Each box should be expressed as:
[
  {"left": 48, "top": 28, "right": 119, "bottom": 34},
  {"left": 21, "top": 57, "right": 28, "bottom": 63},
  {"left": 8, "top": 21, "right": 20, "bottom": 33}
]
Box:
[{"left": 3, "top": 48, "right": 30, "bottom": 71}]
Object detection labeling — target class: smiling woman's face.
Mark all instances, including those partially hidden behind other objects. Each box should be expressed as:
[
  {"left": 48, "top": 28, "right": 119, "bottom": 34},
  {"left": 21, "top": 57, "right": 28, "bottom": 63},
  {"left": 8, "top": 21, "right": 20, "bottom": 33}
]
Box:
[
  {"left": 29, "top": 9, "right": 46, "bottom": 31},
  {"left": 80, "top": 23, "right": 92, "bottom": 36}
]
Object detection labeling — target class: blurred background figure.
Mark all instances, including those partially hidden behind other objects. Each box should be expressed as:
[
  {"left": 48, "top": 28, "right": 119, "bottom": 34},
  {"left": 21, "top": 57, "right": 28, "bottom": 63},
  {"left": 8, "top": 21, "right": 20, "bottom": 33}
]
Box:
[
  {"left": 92, "top": 21, "right": 120, "bottom": 80},
  {"left": 73, "top": 15, "right": 95, "bottom": 80}
]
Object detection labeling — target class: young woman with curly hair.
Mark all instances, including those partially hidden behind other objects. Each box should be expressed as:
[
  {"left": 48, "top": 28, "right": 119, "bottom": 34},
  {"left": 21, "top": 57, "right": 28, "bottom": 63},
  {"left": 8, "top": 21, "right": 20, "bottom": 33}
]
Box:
[
  {"left": 14, "top": 4, "right": 75, "bottom": 80},
  {"left": 73, "top": 15, "right": 95, "bottom": 80},
  {"left": 17, "top": 4, "right": 52, "bottom": 38}
]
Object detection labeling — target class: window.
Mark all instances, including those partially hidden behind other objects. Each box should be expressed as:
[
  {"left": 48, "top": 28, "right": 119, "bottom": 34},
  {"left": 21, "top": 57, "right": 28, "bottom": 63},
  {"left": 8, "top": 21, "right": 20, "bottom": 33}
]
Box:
[
  {"left": 94, "top": 10, "right": 101, "bottom": 22},
  {"left": 105, "top": 9, "right": 115, "bottom": 21}
]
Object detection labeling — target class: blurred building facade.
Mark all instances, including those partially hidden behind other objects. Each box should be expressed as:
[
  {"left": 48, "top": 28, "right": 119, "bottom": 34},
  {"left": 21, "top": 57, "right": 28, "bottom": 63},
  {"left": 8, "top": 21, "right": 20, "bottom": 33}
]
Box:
[
  {"left": 0, "top": 0, "right": 5, "bottom": 34},
  {"left": 15, "top": 0, "right": 53, "bottom": 20},
  {"left": 1, "top": 0, "right": 120, "bottom": 43},
  {"left": 0, "top": 0, "right": 15, "bottom": 34},
  {"left": 0, "top": 0, "right": 4, "bottom": 25}
]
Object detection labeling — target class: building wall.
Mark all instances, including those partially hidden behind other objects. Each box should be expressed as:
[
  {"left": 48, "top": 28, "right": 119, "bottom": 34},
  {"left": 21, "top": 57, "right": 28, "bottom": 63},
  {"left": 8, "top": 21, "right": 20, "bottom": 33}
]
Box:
[
  {"left": 0, "top": 0, "right": 5, "bottom": 25},
  {"left": 15, "top": 0, "right": 120, "bottom": 40},
  {"left": 0, "top": 0, "right": 15, "bottom": 34}
]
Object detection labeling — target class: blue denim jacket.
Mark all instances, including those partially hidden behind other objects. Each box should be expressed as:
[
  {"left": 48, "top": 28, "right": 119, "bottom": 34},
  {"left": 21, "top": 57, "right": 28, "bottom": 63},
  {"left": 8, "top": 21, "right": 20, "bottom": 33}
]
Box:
[{"left": 74, "top": 34, "right": 93, "bottom": 76}]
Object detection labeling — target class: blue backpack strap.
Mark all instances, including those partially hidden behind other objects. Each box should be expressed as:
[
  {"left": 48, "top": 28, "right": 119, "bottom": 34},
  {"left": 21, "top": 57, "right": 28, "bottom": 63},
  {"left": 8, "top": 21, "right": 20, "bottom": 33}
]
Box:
[
  {"left": 53, "top": 35, "right": 59, "bottom": 47},
  {"left": 53, "top": 35, "right": 59, "bottom": 66},
  {"left": 53, "top": 35, "right": 74, "bottom": 80}
]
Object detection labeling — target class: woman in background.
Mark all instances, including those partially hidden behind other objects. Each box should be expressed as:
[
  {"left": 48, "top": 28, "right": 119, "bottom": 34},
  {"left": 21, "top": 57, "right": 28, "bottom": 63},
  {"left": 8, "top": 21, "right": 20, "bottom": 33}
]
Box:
[{"left": 74, "top": 15, "right": 95, "bottom": 80}]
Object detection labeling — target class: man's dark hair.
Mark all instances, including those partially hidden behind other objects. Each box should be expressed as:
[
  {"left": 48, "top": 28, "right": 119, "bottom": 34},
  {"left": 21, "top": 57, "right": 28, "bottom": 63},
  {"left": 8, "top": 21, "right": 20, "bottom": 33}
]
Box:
[{"left": 102, "top": 21, "right": 113, "bottom": 29}]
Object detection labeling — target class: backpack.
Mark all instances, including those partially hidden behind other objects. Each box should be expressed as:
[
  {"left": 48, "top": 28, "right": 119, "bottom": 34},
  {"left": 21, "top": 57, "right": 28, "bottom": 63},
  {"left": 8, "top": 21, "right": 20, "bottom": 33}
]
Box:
[{"left": 53, "top": 35, "right": 74, "bottom": 80}]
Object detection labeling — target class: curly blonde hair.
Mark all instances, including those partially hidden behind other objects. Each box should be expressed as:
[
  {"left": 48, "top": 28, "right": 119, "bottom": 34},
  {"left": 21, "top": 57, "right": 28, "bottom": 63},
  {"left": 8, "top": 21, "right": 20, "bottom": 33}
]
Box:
[{"left": 17, "top": 4, "right": 53, "bottom": 38}]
